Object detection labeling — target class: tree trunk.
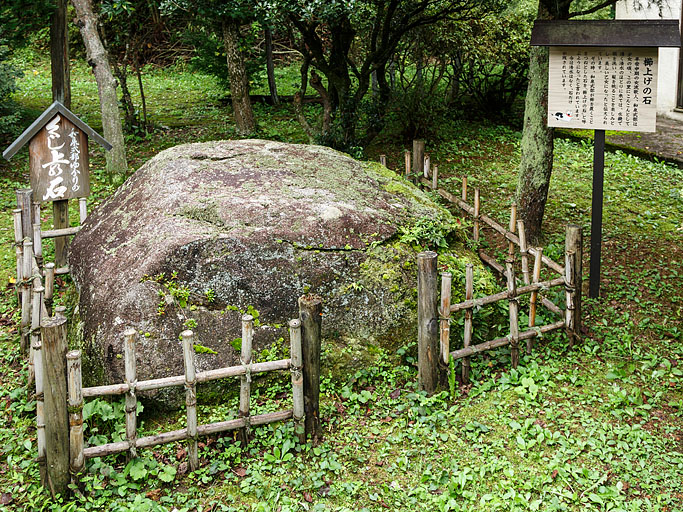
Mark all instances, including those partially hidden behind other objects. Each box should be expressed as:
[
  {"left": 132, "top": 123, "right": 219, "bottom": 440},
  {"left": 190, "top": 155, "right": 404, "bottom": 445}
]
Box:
[
  {"left": 265, "top": 26, "right": 279, "bottom": 106},
  {"left": 222, "top": 19, "right": 256, "bottom": 134},
  {"left": 516, "top": 3, "right": 556, "bottom": 243},
  {"left": 71, "top": 0, "right": 128, "bottom": 180}
]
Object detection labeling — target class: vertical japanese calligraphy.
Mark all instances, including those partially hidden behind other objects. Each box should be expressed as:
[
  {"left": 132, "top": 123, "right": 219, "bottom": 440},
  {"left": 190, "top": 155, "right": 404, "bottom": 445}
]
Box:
[
  {"left": 548, "top": 46, "right": 658, "bottom": 132},
  {"left": 28, "top": 114, "right": 90, "bottom": 203}
]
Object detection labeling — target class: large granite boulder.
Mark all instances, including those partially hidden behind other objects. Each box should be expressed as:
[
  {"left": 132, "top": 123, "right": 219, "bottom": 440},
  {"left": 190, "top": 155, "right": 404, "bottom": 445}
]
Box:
[{"left": 69, "top": 140, "right": 462, "bottom": 394}]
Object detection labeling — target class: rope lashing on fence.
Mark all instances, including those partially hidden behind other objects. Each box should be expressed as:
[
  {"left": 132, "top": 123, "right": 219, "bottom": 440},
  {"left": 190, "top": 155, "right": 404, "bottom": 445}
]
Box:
[
  {"left": 125, "top": 380, "right": 138, "bottom": 412},
  {"left": 240, "top": 356, "right": 253, "bottom": 384}
]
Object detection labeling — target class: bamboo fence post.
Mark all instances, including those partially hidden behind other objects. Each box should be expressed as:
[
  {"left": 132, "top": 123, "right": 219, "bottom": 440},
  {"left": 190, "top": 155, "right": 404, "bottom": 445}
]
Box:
[
  {"left": 238, "top": 316, "right": 253, "bottom": 447},
  {"left": 124, "top": 328, "right": 138, "bottom": 459},
  {"left": 462, "top": 177, "right": 467, "bottom": 202},
  {"left": 565, "top": 224, "right": 583, "bottom": 341},
  {"left": 528, "top": 248, "right": 543, "bottom": 354},
  {"left": 423, "top": 154, "right": 430, "bottom": 179},
  {"left": 564, "top": 250, "right": 577, "bottom": 349},
  {"left": 21, "top": 240, "right": 34, "bottom": 354},
  {"left": 417, "top": 251, "right": 444, "bottom": 393},
  {"left": 66, "top": 350, "right": 84, "bottom": 481},
  {"left": 508, "top": 203, "right": 517, "bottom": 260},
  {"left": 29, "top": 286, "right": 44, "bottom": 386},
  {"left": 379, "top": 154, "right": 387, "bottom": 167},
  {"left": 13, "top": 209, "right": 23, "bottom": 291},
  {"left": 16, "top": 189, "right": 34, "bottom": 246},
  {"left": 432, "top": 165, "right": 438, "bottom": 190},
  {"left": 41, "top": 315, "right": 69, "bottom": 497},
  {"left": 33, "top": 202, "right": 41, "bottom": 229},
  {"left": 45, "top": 263, "right": 55, "bottom": 314},
  {"left": 413, "top": 140, "right": 425, "bottom": 180},
  {"left": 517, "top": 220, "right": 530, "bottom": 285},
  {"left": 473, "top": 188, "right": 480, "bottom": 242},
  {"left": 299, "top": 294, "right": 322, "bottom": 442},
  {"left": 289, "top": 319, "right": 305, "bottom": 443},
  {"left": 32, "top": 331, "right": 47, "bottom": 485},
  {"left": 506, "top": 258, "right": 520, "bottom": 369},
  {"left": 181, "top": 330, "right": 198, "bottom": 470},
  {"left": 439, "top": 272, "right": 452, "bottom": 365},
  {"left": 33, "top": 223, "right": 43, "bottom": 269},
  {"left": 79, "top": 198, "right": 88, "bottom": 224},
  {"left": 462, "top": 264, "right": 474, "bottom": 384},
  {"left": 404, "top": 150, "right": 411, "bottom": 179}
]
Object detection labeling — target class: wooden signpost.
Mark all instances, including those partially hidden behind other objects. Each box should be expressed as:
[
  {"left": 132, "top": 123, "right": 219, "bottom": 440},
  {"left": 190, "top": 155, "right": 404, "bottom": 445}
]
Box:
[
  {"left": 3, "top": 101, "right": 111, "bottom": 267},
  {"left": 531, "top": 20, "right": 680, "bottom": 298}
]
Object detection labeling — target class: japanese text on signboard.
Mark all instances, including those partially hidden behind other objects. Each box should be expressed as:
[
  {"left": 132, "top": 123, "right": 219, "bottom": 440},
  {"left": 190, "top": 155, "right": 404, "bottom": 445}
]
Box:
[{"left": 548, "top": 46, "right": 657, "bottom": 132}]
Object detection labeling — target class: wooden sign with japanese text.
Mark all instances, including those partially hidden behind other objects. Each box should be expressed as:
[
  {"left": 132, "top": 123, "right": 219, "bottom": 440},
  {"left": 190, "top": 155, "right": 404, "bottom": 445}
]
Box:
[
  {"left": 548, "top": 47, "right": 658, "bottom": 132},
  {"left": 28, "top": 114, "right": 90, "bottom": 203}
]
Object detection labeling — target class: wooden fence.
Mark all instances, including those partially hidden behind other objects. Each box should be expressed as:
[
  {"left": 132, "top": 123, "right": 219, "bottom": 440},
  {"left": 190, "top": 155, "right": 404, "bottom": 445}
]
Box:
[
  {"left": 384, "top": 144, "right": 582, "bottom": 393},
  {"left": 14, "top": 188, "right": 87, "bottom": 357},
  {"left": 33, "top": 296, "right": 322, "bottom": 497}
]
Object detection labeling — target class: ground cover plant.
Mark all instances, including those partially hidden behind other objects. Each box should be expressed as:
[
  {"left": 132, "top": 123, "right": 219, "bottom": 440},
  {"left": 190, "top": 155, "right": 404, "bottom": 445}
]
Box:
[{"left": 0, "top": 54, "right": 681, "bottom": 512}]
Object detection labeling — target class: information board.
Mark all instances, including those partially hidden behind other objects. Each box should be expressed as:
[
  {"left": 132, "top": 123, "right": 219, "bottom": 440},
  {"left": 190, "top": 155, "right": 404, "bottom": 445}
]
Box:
[
  {"left": 548, "top": 46, "right": 658, "bottom": 132},
  {"left": 28, "top": 113, "right": 90, "bottom": 203}
]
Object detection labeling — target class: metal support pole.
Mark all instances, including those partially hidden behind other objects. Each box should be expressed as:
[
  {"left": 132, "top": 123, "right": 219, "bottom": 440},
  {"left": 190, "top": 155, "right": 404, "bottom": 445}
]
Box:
[{"left": 589, "top": 129, "right": 605, "bottom": 299}]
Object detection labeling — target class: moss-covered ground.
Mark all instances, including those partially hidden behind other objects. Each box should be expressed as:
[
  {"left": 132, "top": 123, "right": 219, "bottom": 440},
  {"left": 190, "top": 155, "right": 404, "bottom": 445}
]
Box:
[{"left": 0, "top": 54, "right": 681, "bottom": 511}]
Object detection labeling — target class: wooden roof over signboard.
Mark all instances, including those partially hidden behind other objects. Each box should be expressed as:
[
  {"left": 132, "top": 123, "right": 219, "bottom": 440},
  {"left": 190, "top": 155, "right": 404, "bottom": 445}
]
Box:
[
  {"left": 531, "top": 20, "right": 681, "bottom": 47},
  {"left": 2, "top": 101, "right": 112, "bottom": 161}
]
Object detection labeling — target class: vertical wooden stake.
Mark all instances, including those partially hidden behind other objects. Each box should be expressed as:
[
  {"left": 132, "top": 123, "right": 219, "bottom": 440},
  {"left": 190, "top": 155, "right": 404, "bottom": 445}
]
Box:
[
  {"left": 299, "top": 295, "right": 322, "bottom": 443},
  {"left": 181, "top": 330, "right": 198, "bottom": 470},
  {"left": 53, "top": 199, "right": 69, "bottom": 268},
  {"left": 417, "top": 251, "right": 443, "bottom": 394},
  {"left": 439, "top": 272, "right": 452, "bottom": 365},
  {"left": 529, "top": 247, "right": 543, "bottom": 333},
  {"left": 473, "top": 188, "right": 481, "bottom": 242},
  {"left": 66, "top": 350, "right": 84, "bottom": 481},
  {"left": 462, "top": 264, "right": 474, "bottom": 384},
  {"left": 517, "top": 220, "right": 530, "bottom": 285},
  {"left": 29, "top": 286, "right": 44, "bottom": 386},
  {"left": 506, "top": 259, "right": 520, "bottom": 369},
  {"left": 404, "top": 150, "right": 411, "bottom": 179},
  {"left": 564, "top": 250, "right": 576, "bottom": 349},
  {"left": 379, "top": 154, "right": 387, "bottom": 167},
  {"left": 33, "top": 223, "right": 43, "bottom": 269},
  {"left": 565, "top": 224, "right": 583, "bottom": 341},
  {"left": 423, "top": 154, "right": 430, "bottom": 179},
  {"left": 13, "top": 209, "right": 23, "bottom": 291},
  {"left": 238, "top": 316, "right": 253, "bottom": 447},
  {"left": 41, "top": 315, "right": 69, "bottom": 497},
  {"left": 124, "top": 328, "right": 137, "bottom": 459},
  {"left": 461, "top": 177, "right": 467, "bottom": 202},
  {"left": 44, "top": 263, "right": 55, "bottom": 315},
  {"left": 32, "top": 331, "right": 47, "bottom": 485},
  {"left": 432, "top": 165, "right": 438, "bottom": 190},
  {"left": 508, "top": 203, "right": 517, "bottom": 260},
  {"left": 289, "top": 319, "right": 305, "bottom": 443},
  {"left": 412, "top": 140, "right": 425, "bottom": 180},
  {"left": 16, "top": 189, "right": 34, "bottom": 245},
  {"left": 79, "top": 198, "right": 88, "bottom": 224},
  {"left": 21, "top": 240, "right": 34, "bottom": 354}
]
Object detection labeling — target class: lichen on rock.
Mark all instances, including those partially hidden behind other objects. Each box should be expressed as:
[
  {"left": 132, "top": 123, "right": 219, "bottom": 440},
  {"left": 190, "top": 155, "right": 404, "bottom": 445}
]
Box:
[{"left": 69, "top": 139, "right": 468, "bottom": 403}]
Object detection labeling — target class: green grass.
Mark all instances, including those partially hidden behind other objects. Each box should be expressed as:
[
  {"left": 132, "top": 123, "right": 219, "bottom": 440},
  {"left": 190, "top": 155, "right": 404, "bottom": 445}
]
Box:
[{"left": 0, "top": 54, "right": 681, "bottom": 511}]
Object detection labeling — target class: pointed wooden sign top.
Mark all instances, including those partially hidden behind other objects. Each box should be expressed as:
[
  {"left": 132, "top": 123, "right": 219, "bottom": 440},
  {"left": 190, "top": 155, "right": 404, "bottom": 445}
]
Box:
[{"left": 2, "top": 102, "right": 112, "bottom": 203}]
